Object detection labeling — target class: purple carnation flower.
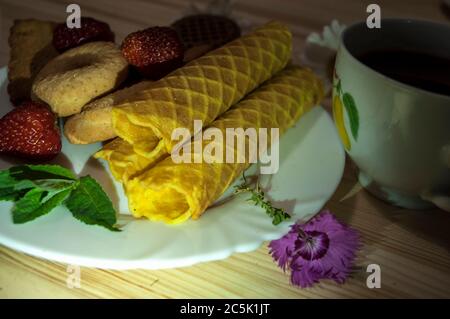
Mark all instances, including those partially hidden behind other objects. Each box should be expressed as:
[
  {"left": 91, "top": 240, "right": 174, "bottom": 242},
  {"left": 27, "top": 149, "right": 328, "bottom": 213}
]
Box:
[{"left": 269, "top": 210, "right": 360, "bottom": 288}]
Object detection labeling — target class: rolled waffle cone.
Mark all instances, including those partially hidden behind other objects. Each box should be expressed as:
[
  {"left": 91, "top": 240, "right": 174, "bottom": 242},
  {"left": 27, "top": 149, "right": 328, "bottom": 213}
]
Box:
[
  {"left": 125, "top": 66, "right": 324, "bottom": 224},
  {"left": 107, "top": 21, "right": 292, "bottom": 167},
  {"left": 64, "top": 80, "right": 153, "bottom": 144},
  {"left": 95, "top": 137, "right": 164, "bottom": 182}
]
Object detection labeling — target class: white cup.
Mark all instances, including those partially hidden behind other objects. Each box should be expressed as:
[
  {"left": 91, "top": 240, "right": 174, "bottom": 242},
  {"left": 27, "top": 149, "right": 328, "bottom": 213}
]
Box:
[{"left": 333, "top": 19, "right": 450, "bottom": 210}]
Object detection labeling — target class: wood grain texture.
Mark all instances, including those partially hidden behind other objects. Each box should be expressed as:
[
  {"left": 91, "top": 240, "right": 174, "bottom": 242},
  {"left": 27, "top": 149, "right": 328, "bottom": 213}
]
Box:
[{"left": 0, "top": 0, "right": 449, "bottom": 298}]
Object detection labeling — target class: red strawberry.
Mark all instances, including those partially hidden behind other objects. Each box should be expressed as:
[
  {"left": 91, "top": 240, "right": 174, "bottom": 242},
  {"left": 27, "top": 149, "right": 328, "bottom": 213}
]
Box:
[
  {"left": 53, "top": 17, "right": 114, "bottom": 53},
  {"left": 0, "top": 101, "right": 61, "bottom": 160},
  {"left": 121, "top": 26, "right": 184, "bottom": 80}
]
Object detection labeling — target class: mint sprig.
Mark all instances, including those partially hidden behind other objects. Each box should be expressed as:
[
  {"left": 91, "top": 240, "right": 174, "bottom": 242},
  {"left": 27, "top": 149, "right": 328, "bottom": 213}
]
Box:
[
  {"left": 13, "top": 187, "right": 73, "bottom": 224},
  {"left": 0, "top": 165, "right": 120, "bottom": 231},
  {"left": 65, "top": 176, "right": 119, "bottom": 232}
]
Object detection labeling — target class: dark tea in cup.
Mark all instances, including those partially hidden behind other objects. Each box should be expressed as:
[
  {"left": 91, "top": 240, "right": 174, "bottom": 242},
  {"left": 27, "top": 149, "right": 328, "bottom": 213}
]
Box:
[{"left": 357, "top": 50, "right": 450, "bottom": 96}]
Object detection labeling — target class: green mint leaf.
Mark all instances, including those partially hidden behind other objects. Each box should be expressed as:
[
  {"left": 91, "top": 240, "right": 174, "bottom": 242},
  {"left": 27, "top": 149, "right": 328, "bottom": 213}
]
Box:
[
  {"left": 21, "top": 165, "right": 77, "bottom": 180},
  {"left": 0, "top": 187, "right": 23, "bottom": 202},
  {"left": 0, "top": 165, "right": 76, "bottom": 190},
  {"left": 342, "top": 92, "right": 359, "bottom": 140},
  {"left": 33, "top": 179, "right": 78, "bottom": 201},
  {"left": 13, "top": 188, "right": 45, "bottom": 221},
  {"left": 0, "top": 169, "right": 22, "bottom": 189},
  {"left": 65, "top": 176, "right": 120, "bottom": 232},
  {"left": 8, "top": 164, "right": 77, "bottom": 181},
  {"left": 0, "top": 165, "right": 78, "bottom": 203},
  {"left": 12, "top": 187, "right": 73, "bottom": 224},
  {"left": 1, "top": 164, "right": 120, "bottom": 232},
  {"left": 0, "top": 174, "right": 36, "bottom": 193},
  {"left": 2, "top": 164, "right": 79, "bottom": 223}
]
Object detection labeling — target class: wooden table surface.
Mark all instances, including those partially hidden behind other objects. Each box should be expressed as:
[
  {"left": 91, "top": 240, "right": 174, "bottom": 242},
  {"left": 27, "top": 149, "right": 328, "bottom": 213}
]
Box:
[{"left": 0, "top": 0, "right": 449, "bottom": 298}]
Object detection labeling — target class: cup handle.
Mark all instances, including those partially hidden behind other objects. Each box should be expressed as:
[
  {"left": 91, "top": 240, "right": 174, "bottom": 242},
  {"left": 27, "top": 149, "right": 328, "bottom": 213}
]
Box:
[{"left": 420, "top": 145, "right": 450, "bottom": 211}]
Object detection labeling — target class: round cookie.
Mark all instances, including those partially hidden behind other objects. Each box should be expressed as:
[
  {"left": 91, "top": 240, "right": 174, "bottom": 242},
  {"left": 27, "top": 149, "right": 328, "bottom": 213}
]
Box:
[
  {"left": 171, "top": 14, "right": 241, "bottom": 50},
  {"left": 32, "top": 41, "right": 128, "bottom": 117}
]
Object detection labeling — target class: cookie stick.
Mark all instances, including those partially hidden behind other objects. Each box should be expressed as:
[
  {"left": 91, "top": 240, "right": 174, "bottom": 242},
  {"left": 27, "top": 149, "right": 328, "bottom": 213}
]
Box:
[
  {"left": 64, "top": 80, "right": 153, "bottom": 144},
  {"left": 99, "top": 21, "right": 292, "bottom": 182}
]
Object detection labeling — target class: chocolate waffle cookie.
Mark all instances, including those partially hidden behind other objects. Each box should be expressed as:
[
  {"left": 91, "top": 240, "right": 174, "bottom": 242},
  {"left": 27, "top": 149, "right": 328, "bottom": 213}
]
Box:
[{"left": 171, "top": 14, "right": 240, "bottom": 50}]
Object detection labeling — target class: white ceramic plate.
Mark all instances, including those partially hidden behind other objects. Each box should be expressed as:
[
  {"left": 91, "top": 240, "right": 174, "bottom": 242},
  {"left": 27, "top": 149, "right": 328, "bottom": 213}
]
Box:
[{"left": 0, "top": 67, "right": 345, "bottom": 269}]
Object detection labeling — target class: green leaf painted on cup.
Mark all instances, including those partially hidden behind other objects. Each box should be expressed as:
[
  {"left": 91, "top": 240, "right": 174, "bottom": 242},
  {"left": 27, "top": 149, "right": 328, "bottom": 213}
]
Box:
[
  {"left": 342, "top": 92, "right": 359, "bottom": 140},
  {"left": 336, "top": 79, "right": 342, "bottom": 95}
]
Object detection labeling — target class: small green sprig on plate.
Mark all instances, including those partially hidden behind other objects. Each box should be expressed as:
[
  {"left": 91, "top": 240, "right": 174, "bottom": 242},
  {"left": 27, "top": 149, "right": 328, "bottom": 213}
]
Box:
[
  {"left": 233, "top": 172, "right": 290, "bottom": 225},
  {"left": 0, "top": 164, "right": 120, "bottom": 231}
]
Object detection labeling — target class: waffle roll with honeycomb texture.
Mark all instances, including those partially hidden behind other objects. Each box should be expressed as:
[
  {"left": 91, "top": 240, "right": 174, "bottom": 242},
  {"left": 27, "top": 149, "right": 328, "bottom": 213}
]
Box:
[
  {"left": 95, "top": 21, "right": 292, "bottom": 181},
  {"left": 125, "top": 66, "right": 324, "bottom": 224}
]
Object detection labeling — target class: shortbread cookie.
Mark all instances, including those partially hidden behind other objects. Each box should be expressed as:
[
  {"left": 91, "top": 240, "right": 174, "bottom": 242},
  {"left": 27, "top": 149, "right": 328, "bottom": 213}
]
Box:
[{"left": 7, "top": 19, "right": 58, "bottom": 105}]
